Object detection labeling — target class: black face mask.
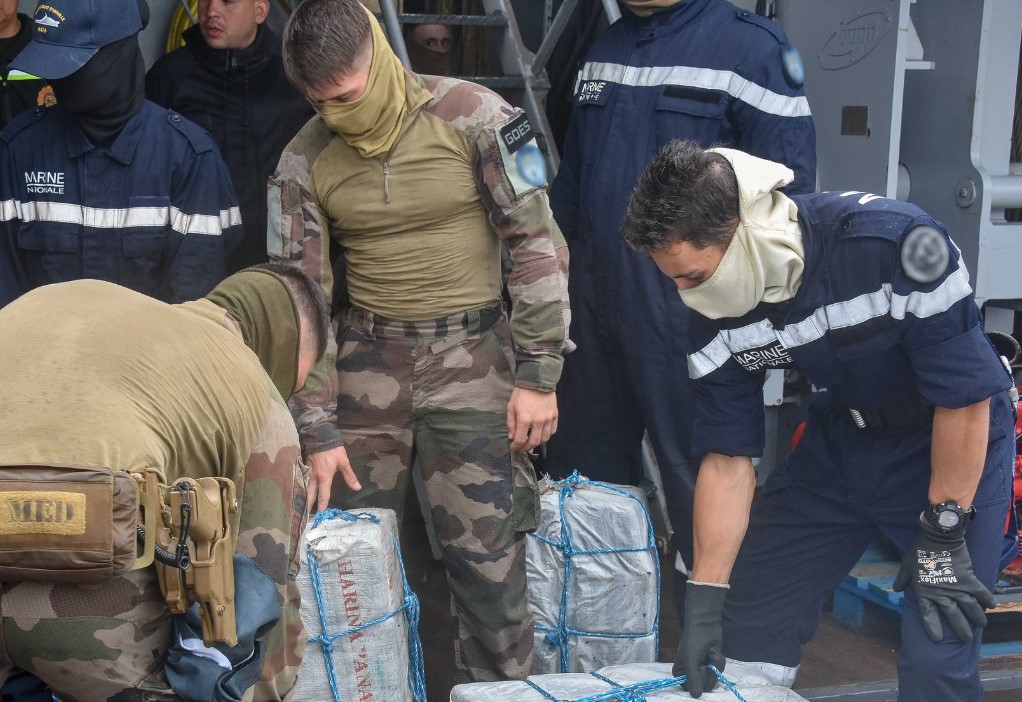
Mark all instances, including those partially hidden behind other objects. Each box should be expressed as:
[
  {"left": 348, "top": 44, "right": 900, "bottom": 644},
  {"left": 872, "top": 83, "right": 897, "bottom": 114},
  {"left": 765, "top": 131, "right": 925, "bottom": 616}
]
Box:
[
  {"left": 51, "top": 35, "right": 145, "bottom": 147},
  {"left": 405, "top": 38, "right": 453, "bottom": 77}
]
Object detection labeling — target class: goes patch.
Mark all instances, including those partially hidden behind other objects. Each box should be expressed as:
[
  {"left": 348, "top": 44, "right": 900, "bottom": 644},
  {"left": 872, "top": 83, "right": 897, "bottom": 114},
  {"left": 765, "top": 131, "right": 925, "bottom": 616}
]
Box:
[{"left": 496, "top": 114, "right": 546, "bottom": 198}]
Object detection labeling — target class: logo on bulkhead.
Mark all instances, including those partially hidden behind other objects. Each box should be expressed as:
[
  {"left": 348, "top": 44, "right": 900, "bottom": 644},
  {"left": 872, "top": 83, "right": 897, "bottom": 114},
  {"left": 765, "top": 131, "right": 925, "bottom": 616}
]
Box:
[
  {"left": 818, "top": 12, "right": 891, "bottom": 70},
  {"left": 25, "top": 171, "right": 65, "bottom": 195}
]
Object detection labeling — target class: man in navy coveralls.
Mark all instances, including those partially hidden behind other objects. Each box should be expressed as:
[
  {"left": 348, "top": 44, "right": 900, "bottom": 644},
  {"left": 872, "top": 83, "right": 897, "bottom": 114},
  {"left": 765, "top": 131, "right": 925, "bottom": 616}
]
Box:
[{"left": 622, "top": 140, "right": 1014, "bottom": 701}]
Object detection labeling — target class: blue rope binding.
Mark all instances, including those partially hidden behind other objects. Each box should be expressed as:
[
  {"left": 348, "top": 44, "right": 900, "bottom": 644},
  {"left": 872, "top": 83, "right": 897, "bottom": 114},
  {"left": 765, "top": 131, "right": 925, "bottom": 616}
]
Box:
[
  {"left": 530, "top": 471, "right": 662, "bottom": 673},
  {"left": 522, "top": 666, "right": 751, "bottom": 702},
  {"left": 305, "top": 508, "right": 427, "bottom": 702}
]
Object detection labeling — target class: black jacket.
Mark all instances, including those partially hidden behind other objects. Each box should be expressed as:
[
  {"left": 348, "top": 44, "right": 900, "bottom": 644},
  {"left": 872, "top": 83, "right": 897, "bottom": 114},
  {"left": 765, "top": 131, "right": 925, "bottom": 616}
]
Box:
[
  {"left": 146, "top": 24, "right": 313, "bottom": 272},
  {"left": 0, "top": 14, "right": 52, "bottom": 130}
]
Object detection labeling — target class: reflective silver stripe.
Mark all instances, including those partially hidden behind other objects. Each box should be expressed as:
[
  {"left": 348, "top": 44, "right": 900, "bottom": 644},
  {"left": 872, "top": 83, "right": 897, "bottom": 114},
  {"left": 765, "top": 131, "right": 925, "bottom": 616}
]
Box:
[
  {"left": 689, "top": 266, "right": 973, "bottom": 379},
  {"left": 891, "top": 265, "right": 972, "bottom": 319},
  {"left": 20, "top": 201, "right": 169, "bottom": 228},
  {"left": 688, "top": 334, "right": 734, "bottom": 379},
  {"left": 689, "top": 318, "right": 777, "bottom": 378},
  {"left": 11, "top": 201, "right": 240, "bottom": 236},
  {"left": 169, "top": 206, "right": 241, "bottom": 236},
  {"left": 578, "top": 61, "right": 812, "bottom": 118},
  {"left": 776, "top": 287, "right": 893, "bottom": 348},
  {"left": 0, "top": 198, "right": 19, "bottom": 221}
]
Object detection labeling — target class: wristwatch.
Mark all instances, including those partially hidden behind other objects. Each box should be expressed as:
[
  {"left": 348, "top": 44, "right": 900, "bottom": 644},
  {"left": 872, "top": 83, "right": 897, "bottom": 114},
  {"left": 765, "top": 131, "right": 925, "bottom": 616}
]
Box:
[{"left": 922, "top": 500, "right": 975, "bottom": 533}]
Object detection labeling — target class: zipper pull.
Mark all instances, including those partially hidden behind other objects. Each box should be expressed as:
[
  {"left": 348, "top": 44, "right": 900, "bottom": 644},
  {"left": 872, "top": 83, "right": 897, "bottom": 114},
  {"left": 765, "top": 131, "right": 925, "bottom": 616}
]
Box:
[{"left": 382, "top": 161, "right": 391, "bottom": 204}]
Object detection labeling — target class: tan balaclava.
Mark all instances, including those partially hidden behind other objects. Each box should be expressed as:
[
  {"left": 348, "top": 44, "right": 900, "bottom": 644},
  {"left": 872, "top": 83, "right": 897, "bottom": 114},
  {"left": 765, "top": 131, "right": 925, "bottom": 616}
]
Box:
[
  {"left": 677, "top": 148, "right": 805, "bottom": 320},
  {"left": 311, "top": 6, "right": 429, "bottom": 158},
  {"left": 622, "top": 0, "right": 682, "bottom": 17}
]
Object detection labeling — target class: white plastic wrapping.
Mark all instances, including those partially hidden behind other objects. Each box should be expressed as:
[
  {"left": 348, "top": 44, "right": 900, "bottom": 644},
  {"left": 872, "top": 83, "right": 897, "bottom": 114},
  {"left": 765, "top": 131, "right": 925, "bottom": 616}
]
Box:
[
  {"left": 527, "top": 477, "right": 659, "bottom": 674},
  {"left": 450, "top": 661, "right": 810, "bottom": 701},
  {"left": 294, "top": 508, "right": 414, "bottom": 702}
]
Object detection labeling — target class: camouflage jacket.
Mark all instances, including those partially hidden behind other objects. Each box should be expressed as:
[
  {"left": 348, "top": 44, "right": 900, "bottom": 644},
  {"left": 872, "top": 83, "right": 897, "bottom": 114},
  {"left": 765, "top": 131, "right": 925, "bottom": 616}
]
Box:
[{"left": 268, "top": 73, "right": 573, "bottom": 454}]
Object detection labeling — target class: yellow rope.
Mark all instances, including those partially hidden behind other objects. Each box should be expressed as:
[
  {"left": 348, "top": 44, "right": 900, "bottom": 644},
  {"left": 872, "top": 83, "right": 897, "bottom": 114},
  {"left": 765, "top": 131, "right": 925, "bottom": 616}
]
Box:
[{"left": 165, "top": 0, "right": 199, "bottom": 54}]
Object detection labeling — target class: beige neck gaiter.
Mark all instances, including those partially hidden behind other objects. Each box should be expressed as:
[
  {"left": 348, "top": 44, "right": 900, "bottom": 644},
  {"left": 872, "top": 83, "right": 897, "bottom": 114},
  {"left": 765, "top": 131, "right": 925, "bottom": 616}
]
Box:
[
  {"left": 678, "top": 148, "right": 805, "bottom": 320},
  {"left": 312, "top": 8, "right": 428, "bottom": 159}
]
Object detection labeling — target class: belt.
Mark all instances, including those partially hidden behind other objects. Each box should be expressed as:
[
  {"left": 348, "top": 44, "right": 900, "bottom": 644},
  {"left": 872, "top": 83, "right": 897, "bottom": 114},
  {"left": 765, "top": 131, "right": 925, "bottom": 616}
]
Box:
[{"left": 848, "top": 401, "right": 934, "bottom": 431}]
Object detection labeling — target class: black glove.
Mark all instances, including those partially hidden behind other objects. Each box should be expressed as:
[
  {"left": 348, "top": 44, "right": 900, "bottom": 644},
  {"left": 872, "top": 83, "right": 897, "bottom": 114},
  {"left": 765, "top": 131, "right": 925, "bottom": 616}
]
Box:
[
  {"left": 893, "top": 511, "right": 996, "bottom": 643},
  {"left": 673, "top": 581, "right": 728, "bottom": 698}
]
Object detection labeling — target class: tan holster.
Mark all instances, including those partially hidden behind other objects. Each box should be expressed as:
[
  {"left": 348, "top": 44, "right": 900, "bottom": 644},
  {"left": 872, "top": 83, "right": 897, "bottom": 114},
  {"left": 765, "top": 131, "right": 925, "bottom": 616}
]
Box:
[
  {"left": 154, "top": 476, "right": 240, "bottom": 646},
  {"left": 0, "top": 464, "right": 239, "bottom": 647}
]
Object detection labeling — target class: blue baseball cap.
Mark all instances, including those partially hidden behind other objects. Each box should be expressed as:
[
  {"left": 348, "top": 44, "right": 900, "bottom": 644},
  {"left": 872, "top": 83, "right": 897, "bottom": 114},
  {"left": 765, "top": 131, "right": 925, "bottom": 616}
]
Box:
[{"left": 11, "top": 0, "right": 145, "bottom": 80}]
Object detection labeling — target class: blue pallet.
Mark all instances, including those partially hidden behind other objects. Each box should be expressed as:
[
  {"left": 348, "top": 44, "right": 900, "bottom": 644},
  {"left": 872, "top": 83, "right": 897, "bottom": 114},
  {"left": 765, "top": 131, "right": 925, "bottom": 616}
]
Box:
[{"left": 831, "top": 560, "right": 1022, "bottom": 659}]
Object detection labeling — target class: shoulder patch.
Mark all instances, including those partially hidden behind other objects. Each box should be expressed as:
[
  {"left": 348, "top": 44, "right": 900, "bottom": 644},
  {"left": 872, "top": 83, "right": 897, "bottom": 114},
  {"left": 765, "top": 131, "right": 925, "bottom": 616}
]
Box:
[
  {"left": 780, "top": 44, "right": 805, "bottom": 88},
  {"left": 900, "top": 225, "right": 950, "bottom": 283},
  {"left": 498, "top": 112, "right": 535, "bottom": 154},
  {"left": 492, "top": 111, "right": 546, "bottom": 197},
  {"left": 166, "top": 111, "right": 213, "bottom": 154},
  {"left": 514, "top": 143, "right": 547, "bottom": 188},
  {"left": 736, "top": 9, "right": 786, "bottom": 44},
  {"left": 0, "top": 106, "right": 48, "bottom": 143}
]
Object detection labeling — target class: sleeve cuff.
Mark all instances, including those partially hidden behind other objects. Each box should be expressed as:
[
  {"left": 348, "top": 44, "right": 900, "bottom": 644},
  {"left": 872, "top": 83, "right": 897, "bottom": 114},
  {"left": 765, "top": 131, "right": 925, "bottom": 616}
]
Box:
[
  {"left": 300, "top": 422, "right": 345, "bottom": 457},
  {"left": 514, "top": 355, "right": 563, "bottom": 392},
  {"left": 910, "top": 324, "right": 1012, "bottom": 408}
]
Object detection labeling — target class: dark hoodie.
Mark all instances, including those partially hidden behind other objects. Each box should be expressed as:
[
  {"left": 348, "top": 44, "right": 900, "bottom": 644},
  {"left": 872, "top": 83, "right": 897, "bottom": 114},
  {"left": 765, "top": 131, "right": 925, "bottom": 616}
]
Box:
[
  {"left": 146, "top": 24, "right": 313, "bottom": 273},
  {"left": 0, "top": 13, "right": 52, "bottom": 129}
]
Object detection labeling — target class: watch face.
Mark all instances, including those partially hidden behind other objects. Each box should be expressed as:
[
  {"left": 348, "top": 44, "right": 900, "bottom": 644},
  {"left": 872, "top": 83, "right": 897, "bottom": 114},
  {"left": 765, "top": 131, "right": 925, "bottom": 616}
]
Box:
[{"left": 937, "top": 510, "right": 961, "bottom": 528}]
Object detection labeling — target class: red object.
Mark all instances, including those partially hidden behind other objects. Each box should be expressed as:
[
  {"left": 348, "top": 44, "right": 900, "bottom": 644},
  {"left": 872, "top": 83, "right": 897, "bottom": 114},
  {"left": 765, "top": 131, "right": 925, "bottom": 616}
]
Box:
[{"left": 791, "top": 421, "right": 806, "bottom": 452}]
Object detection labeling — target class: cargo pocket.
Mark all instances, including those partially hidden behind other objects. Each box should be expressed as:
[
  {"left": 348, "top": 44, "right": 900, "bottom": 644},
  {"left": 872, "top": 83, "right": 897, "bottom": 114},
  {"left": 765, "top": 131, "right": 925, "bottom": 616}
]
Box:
[
  {"left": 335, "top": 324, "right": 366, "bottom": 367},
  {"left": 510, "top": 450, "right": 540, "bottom": 533},
  {"left": 17, "top": 223, "right": 81, "bottom": 284},
  {"left": 829, "top": 319, "right": 906, "bottom": 399},
  {"left": 654, "top": 86, "right": 726, "bottom": 146},
  {"left": 121, "top": 229, "right": 168, "bottom": 295},
  {"left": 120, "top": 195, "right": 171, "bottom": 295},
  {"left": 490, "top": 317, "right": 542, "bottom": 533}
]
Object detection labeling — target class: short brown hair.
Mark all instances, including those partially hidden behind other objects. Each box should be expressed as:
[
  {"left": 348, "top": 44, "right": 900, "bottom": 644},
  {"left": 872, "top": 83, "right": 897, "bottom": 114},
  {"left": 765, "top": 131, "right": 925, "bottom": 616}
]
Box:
[
  {"left": 622, "top": 140, "right": 740, "bottom": 256},
  {"left": 252, "top": 262, "right": 331, "bottom": 360},
  {"left": 282, "top": 0, "right": 372, "bottom": 95}
]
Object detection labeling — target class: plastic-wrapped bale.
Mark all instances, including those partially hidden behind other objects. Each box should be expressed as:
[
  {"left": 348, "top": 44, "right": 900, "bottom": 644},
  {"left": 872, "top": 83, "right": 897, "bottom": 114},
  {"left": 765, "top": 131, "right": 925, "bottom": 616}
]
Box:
[
  {"left": 450, "top": 661, "right": 811, "bottom": 702},
  {"left": 295, "top": 508, "right": 426, "bottom": 702},
  {"left": 526, "top": 472, "right": 659, "bottom": 674}
]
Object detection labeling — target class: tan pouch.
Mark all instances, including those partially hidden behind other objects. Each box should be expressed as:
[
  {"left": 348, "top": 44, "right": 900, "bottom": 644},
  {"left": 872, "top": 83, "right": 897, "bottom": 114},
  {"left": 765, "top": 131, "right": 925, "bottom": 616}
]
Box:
[{"left": 0, "top": 464, "right": 145, "bottom": 583}]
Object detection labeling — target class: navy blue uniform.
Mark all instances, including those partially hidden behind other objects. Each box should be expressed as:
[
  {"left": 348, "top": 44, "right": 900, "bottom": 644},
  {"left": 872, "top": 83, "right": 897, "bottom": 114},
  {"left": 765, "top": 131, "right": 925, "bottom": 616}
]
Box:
[
  {"left": 0, "top": 101, "right": 241, "bottom": 307},
  {"left": 688, "top": 191, "right": 1013, "bottom": 701},
  {"left": 544, "top": 0, "right": 817, "bottom": 569}
]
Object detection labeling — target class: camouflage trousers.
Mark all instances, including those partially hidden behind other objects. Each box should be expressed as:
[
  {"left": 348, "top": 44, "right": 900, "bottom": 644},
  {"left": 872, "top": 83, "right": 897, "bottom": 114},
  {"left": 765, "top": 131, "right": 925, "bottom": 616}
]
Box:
[
  {"left": 0, "top": 404, "right": 307, "bottom": 702},
  {"left": 0, "top": 569, "right": 178, "bottom": 702},
  {"left": 328, "top": 304, "right": 540, "bottom": 683}
]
